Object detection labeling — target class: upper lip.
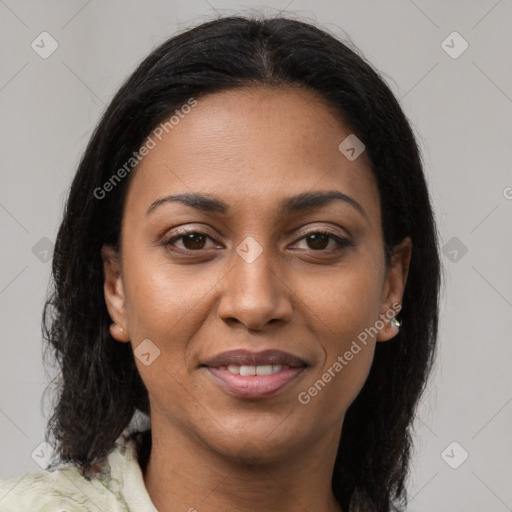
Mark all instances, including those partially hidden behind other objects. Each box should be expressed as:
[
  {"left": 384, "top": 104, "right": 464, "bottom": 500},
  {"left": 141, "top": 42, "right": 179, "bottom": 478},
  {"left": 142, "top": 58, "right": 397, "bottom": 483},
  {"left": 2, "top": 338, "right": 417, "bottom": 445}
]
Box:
[{"left": 201, "top": 349, "right": 308, "bottom": 368}]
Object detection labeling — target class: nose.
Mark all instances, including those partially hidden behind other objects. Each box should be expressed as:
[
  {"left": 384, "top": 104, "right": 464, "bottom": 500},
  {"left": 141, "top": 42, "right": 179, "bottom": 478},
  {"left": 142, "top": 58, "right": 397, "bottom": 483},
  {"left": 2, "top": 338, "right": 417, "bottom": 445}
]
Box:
[{"left": 217, "top": 244, "right": 293, "bottom": 331}]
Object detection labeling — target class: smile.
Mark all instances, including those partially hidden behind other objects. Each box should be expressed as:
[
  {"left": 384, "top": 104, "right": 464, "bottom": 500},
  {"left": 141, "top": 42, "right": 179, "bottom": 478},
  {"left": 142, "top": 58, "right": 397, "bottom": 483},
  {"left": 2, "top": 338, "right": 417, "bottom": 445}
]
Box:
[{"left": 205, "top": 365, "right": 306, "bottom": 399}]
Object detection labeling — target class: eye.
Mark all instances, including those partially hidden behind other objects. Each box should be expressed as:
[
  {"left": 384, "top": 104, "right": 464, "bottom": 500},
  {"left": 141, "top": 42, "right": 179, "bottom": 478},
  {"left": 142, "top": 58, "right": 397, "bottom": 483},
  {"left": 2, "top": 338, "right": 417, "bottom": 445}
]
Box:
[
  {"left": 292, "top": 230, "right": 352, "bottom": 251},
  {"left": 163, "top": 228, "right": 352, "bottom": 253},
  {"left": 165, "top": 230, "right": 220, "bottom": 251}
]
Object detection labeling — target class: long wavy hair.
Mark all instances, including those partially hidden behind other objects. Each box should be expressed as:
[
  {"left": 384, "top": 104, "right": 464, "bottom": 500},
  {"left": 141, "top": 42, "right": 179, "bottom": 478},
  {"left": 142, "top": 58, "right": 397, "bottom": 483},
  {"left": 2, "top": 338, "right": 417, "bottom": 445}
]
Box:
[{"left": 42, "top": 14, "right": 441, "bottom": 512}]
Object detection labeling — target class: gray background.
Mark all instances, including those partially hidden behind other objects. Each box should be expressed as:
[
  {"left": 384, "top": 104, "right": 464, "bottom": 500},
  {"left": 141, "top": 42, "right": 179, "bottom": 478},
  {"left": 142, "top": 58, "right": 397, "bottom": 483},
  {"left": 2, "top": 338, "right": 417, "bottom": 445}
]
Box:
[{"left": 1, "top": 1, "right": 511, "bottom": 511}]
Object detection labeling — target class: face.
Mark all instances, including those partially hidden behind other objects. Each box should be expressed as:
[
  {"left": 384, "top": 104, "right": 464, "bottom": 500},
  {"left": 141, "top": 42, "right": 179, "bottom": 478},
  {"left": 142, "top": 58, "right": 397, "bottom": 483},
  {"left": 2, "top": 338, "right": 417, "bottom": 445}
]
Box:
[{"left": 102, "top": 86, "right": 411, "bottom": 462}]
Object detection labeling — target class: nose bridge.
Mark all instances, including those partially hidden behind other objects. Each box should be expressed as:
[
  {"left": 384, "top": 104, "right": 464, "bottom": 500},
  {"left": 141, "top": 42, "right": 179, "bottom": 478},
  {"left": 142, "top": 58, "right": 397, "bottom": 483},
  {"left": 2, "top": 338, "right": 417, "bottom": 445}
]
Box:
[{"left": 217, "top": 236, "right": 292, "bottom": 328}]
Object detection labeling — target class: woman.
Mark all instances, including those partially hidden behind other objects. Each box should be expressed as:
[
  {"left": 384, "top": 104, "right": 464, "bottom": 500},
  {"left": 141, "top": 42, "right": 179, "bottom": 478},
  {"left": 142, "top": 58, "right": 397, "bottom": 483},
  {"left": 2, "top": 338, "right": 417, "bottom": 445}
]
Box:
[{"left": 0, "top": 14, "right": 441, "bottom": 512}]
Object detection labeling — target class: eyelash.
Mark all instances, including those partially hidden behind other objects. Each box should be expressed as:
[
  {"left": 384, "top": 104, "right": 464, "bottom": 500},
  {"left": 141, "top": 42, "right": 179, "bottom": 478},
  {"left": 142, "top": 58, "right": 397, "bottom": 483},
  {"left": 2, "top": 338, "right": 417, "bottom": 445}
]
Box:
[{"left": 163, "top": 228, "right": 352, "bottom": 253}]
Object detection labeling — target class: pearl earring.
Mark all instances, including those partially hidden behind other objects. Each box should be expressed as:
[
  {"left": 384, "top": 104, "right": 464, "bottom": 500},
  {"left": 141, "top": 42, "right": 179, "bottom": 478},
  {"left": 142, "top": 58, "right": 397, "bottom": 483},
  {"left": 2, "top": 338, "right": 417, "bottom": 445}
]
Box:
[{"left": 390, "top": 317, "right": 401, "bottom": 332}]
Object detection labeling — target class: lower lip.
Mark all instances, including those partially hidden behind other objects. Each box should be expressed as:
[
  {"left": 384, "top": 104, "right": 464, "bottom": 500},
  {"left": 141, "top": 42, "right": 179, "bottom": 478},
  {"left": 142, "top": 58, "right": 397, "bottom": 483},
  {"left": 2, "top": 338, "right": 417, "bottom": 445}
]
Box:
[{"left": 205, "top": 366, "right": 306, "bottom": 399}]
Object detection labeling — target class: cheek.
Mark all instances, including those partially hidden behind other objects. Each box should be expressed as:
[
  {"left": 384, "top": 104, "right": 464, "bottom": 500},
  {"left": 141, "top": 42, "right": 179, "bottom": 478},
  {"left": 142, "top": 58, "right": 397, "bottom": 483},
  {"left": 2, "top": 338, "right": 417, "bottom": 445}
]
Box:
[
  {"left": 121, "top": 244, "right": 220, "bottom": 340},
  {"left": 120, "top": 247, "right": 224, "bottom": 405},
  {"left": 294, "top": 255, "right": 383, "bottom": 414},
  {"left": 297, "top": 334, "right": 376, "bottom": 421},
  {"left": 302, "top": 253, "right": 385, "bottom": 340}
]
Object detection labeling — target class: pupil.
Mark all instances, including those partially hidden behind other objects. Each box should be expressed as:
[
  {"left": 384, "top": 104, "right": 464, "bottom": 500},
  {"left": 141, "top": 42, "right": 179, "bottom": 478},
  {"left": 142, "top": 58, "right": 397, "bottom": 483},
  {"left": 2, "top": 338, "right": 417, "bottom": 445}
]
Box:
[
  {"left": 184, "top": 233, "right": 205, "bottom": 250},
  {"left": 308, "top": 233, "right": 328, "bottom": 250}
]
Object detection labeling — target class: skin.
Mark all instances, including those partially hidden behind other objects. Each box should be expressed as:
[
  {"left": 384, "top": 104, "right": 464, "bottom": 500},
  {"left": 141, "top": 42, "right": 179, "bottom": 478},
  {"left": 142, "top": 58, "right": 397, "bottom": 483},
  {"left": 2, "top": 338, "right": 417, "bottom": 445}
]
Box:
[{"left": 102, "top": 85, "right": 412, "bottom": 512}]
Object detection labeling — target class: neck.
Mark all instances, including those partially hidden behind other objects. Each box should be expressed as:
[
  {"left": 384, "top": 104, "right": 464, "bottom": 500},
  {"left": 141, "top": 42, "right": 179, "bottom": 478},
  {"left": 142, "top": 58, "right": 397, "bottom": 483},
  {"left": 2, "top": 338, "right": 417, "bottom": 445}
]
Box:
[{"left": 142, "top": 415, "right": 343, "bottom": 512}]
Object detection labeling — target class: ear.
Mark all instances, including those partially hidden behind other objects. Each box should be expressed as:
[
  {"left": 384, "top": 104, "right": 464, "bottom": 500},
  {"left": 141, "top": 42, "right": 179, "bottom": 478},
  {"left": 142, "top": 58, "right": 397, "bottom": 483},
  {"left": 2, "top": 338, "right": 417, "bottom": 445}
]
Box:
[
  {"left": 102, "top": 245, "right": 130, "bottom": 343},
  {"left": 376, "top": 237, "right": 412, "bottom": 342}
]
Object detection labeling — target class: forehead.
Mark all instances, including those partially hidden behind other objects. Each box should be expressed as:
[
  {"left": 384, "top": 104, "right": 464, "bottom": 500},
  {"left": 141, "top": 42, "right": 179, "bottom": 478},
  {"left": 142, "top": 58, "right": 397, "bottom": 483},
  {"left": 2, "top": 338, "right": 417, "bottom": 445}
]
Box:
[{"left": 123, "top": 86, "right": 380, "bottom": 226}]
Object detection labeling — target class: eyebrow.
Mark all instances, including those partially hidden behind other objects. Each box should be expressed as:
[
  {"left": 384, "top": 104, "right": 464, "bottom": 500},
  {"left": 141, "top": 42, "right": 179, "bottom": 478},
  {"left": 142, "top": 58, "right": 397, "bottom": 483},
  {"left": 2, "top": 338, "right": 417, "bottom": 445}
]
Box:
[{"left": 146, "top": 190, "right": 368, "bottom": 219}]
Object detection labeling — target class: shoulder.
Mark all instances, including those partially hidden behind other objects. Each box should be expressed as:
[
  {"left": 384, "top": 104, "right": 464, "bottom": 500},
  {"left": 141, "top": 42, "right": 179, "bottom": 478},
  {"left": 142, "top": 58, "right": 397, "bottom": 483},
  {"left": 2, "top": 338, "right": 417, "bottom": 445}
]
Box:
[
  {"left": 0, "top": 427, "right": 154, "bottom": 512},
  {"left": 0, "top": 464, "right": 115, "bottom": 511}
]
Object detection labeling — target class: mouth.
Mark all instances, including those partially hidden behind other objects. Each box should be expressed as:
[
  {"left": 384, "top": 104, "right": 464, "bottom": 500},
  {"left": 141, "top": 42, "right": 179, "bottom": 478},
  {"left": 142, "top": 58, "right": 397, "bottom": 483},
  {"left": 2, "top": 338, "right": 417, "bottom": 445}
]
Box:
[{"left": 200, "top": 349, "right": 308, "bottom": 399}]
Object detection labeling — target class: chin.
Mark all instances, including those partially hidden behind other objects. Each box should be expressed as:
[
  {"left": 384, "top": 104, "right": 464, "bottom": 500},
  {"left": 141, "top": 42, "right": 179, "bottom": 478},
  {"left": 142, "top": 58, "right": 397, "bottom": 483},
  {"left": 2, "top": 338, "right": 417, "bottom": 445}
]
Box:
[{"left": 200, "top": 419, "right": 305, "bottom": 464}]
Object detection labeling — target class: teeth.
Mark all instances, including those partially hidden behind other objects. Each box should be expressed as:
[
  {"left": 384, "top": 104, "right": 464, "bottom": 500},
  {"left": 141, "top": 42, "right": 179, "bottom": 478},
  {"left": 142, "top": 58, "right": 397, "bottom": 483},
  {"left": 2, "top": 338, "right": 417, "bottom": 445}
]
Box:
[
  {"left": 255, "top": 365, "right": 272, "bottom": 376},
  {"left": 226, "top": 364, "right": 284, "bottom": 376},
  {"left": 240, "top": 365, "right": 256, "bottom": 376}
]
